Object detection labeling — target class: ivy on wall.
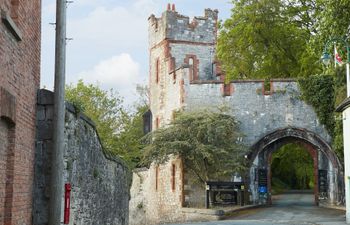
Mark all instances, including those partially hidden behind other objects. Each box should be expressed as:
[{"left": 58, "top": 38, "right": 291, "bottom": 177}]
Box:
[
  {"left": 298, "top": 70, "right": 345, "bottom": 160},
  {"left": 298, "top": 75, "right": 335, "bottom": 134}
]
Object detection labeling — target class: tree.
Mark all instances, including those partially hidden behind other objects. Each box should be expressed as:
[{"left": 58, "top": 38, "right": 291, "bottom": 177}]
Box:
[
  {"left": 271, "top": 143, "right": 314, "bottom": 190},
  {"left": 217, "top": 0, "right": 310, "bottom": 80},
  {"left": 65, "top": 80, "right": 147, "bottom": 168},
  {"left": 217, "top": 0, "right": 349, "bottom": 161},
  {"left": 142, "top": 110, "right": 248, "bottom": 184},
  {"left": 115, "top": 103, "right": 148, "bottom": 169}
]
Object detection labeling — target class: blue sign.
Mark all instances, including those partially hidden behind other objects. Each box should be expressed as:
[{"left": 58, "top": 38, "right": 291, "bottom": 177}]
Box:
[{"left": 258, "top": 186, "right": 267, "bottom": 193}]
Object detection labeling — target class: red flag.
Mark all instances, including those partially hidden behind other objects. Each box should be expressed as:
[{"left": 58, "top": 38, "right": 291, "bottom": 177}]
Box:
[{"left": 335, "top": 46, "right": 343, "bottom": 66}]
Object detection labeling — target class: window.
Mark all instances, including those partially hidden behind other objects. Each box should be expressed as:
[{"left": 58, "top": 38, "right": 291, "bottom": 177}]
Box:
[
  {"left": 10, "top": 0, "right": 19, "bottom": 20},
  {"left": 155, "top": 117, "right": 160, "bottom": 129},
  {"left": 142, "top": 110, "right": 152, "bottom": 134},
  {"left": 155, "top": 166, "right": 159, "bottom": 191},
  {"left": 184, "top": 55, "right": 198, "bottom": 81},
  {"left": 171, "top": 164, "right": 176, "bottom": 191},
  {"left": 156, "top": 59, "right": 160, "bottom": 83},
  {"left": 189, "top": 58, "right": 194, "bottom": 80}
]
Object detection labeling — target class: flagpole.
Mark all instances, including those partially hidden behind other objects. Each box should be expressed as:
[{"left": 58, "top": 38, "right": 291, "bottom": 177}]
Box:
[
  {"left": 334, "top": 44, "right": 337, "bottom": 68},
  {"left": 347, "top": 62, "right": 350, "bottom": 97}
]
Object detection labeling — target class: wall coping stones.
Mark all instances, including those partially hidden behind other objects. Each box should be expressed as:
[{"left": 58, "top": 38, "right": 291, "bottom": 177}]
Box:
[
  {"left": 37, "top": 89, "right": 54, "bottom": 105},
  {"left": 190, "top": 78, "right": 297, "bottom": 85},
  {"left": 132, "top": 167, "right": 149, "bottom": 173},
  {"left": 37, "top": 89, "right": 128, "bottom": 168}
]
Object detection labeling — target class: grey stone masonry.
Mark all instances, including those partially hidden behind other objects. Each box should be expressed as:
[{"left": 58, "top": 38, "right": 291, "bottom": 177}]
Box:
[
  {"left": 33, "top": 89, "right": 129, "bottom": 225},
  {"left": 184, "top": 80, "right": 332, "bottom": 146},
  {"left": 149, "top": 8, "right": 218, "bottom": 48}
]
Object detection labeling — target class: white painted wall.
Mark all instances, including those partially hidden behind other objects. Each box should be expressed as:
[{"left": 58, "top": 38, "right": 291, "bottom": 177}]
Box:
[{"left": 343, "top": 108, "right": 350, "bottom": 223}]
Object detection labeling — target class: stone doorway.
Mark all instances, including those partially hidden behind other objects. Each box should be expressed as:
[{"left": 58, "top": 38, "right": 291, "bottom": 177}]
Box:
[
  {"left": 269, "top": 142, "right": 318, "bottom": 205},
  {"left": 247, "top": 127, "right": 344, "bottom": 207}
]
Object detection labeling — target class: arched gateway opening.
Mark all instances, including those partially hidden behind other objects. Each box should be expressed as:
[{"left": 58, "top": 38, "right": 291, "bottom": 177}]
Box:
[{"left": 247, "top": 127, "right": 344, "bottom": 206}]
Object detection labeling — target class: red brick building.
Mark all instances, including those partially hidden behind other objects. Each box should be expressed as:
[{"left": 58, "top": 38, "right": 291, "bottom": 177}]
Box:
[{"left": 0, "top": 0, "right": 41, "bottom": 224}]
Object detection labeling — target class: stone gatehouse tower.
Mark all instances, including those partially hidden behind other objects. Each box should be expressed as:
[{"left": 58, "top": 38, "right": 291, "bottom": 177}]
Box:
[
  {"left": 129, "top": 5, "right": 344, "bottom": 225},
  {"left": 148, "top": 5, "right": 219, "bottom": 129},
  {"left": 0, "top": 0, "right": 41, "bottom": 224}
]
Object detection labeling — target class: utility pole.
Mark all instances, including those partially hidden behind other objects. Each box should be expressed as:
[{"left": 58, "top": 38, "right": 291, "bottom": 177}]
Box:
[{"left": 49, "top": 0, "right": 67, "bottom": 224}]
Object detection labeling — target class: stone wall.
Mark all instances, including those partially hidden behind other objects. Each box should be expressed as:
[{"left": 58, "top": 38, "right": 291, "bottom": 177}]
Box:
[
  {"left": 0, "top": 0, "right": 41, "bottom": 224},
  {"left": 130, "top": 157, "right": 185, "bottom": 225},
  {"left": 129, "top": 159, "right": 229, "bottom": 225},
  {"left": 33, "top": 89, "right": 129, "bottom": 225},
  {"left": 184, "top": 80, "right": 331, "bottom": 145},
  {"left": 148, "top": 7, "right": 217, "bottom": 47}
]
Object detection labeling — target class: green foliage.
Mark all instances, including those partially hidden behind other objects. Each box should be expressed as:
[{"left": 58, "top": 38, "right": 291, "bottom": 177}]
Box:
[
  {"left": 65, "top": 80, "right": 147, "bottom": 169},
  {"left": 116, "top": 104, "right": 148, "bottom": 168},
  {"left": 93, "top": 168, "right": 99, "bottom": 179},
  {"left": 264, "top": 79, "right": 271, "bottom": 93},
  {"left": 217, "top": 0, "right": 310, "bottom": 80},
  {"left": 298, "top": 75, "right": 335, "bottom": 134},
  {"left": 218, "top": 0, "right": 350, "bottom": 79},
  {"left": 271, "top": 177, "right": 289, "bottom": 195},
  {"left": 66, "top": 80, "right": 125, "bottom": 151},
  {"left": 333, "top": 67, "right": 346, "bottom": 159},
  {"left": 271, "top": 143, "right": 314, "bottom": 190},
  {"left": 298, "top": 68, "right": 346, "bottom": 159},
  {"left": 142, "top": 111, "right": 248, "bottom": 184}
]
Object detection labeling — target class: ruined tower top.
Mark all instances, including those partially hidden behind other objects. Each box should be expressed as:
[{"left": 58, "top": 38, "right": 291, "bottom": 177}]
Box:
[{"left": 148, "top": 4, "right": 218, "bottom": 48}]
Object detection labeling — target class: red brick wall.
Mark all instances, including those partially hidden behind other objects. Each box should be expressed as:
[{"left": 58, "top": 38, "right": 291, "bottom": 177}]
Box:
[
  {"left": 0, "top": 0, "right": 41, "bottom": 224},
  {"left": 0, "top": 121, "right": 9, "bottom": 222}
]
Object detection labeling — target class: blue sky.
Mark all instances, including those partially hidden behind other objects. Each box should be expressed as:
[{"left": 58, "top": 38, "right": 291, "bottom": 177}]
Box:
[{"left": 41, "top": 0, "right": 232, "bottom": 106}]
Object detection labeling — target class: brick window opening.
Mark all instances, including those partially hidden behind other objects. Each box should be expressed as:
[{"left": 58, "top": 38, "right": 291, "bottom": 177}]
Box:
[
  {"left": 189, "top": 58, "right": 194, "bottom": 80},
  {"left": 155, "top": 117, "right": 160, "bottom": 129},
  {"left": 223, "top": 84, "right": 232, "bottom": 96},
  {"left": 10, "top": 0, "right": 19, "bottom": 20},
  {"left": 171, "top": 164, "right": 176, "bottom": 191},
  {"left": 156, "top": 59, "right": 160, "bottom": 83},
  {"left": 155, "top": 166, "right": 159, "bottom": 191},
  {"left": 184, "top": 55, "right": 198, "bottom": 81},
  {"left": 171, "top": 111, "right": 176, "bottom": 121}
]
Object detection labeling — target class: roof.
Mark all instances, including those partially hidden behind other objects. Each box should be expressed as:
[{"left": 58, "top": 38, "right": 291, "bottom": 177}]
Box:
[{"left": 335, "top": 97, "right": 350, "bottom": 112}]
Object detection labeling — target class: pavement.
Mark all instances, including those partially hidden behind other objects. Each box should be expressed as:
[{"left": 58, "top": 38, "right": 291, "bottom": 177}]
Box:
[{"left": 167, "top": 193, "right": 347, "bottom": 225}]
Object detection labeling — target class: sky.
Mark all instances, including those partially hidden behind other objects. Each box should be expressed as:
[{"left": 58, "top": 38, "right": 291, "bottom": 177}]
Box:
[{"left": 41, "top": 0, "right": 232, "bottom": 107}]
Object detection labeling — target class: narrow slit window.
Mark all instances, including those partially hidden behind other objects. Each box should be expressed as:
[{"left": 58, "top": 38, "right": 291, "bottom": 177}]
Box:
[
  {"left": 189, "top": 58, "right": 194, "bottom": 80},
  {"left": 156, "top": 59, "right": 160, "bottom": 83},
  {"left": 171, "top": 164, "right": 176, "bottom": 191},
  {"left": 156, "top": 166, "right": 159, "bottom": 191},
  {"left": 10, "top": 0, "right": 19, "bottom": 20}
]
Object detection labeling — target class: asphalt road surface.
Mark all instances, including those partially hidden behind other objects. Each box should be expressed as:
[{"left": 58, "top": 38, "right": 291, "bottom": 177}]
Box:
[{"left": 168, "top": 193, "right": 346, "bottom": 225}]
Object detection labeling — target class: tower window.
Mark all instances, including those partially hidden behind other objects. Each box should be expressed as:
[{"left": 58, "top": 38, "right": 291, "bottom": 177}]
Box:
[
  {"left": 184, "top": 55, "right": 198, "bottom": 81},
  {"left": 171, "top": 164, "right": 176, "bottom": 191},
  {"left": 189, "top": 58, "right": 194, "bottom": 79},
  {"left": 156, "top": 59, "right": 160, "bottom": 83},
  {"left": 156, "top": 166, "right": 159, "bottom": 191}
]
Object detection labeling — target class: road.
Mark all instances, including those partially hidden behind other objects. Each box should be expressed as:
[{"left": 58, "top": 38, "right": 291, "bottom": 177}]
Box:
[{"left": 168, "top": 193, "right": 346, "bottom": 225}]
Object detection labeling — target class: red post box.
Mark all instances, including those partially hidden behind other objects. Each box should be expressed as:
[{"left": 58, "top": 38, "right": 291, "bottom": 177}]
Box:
[{"left": 64, "top": 183, "right": 72, "bottom": 224}]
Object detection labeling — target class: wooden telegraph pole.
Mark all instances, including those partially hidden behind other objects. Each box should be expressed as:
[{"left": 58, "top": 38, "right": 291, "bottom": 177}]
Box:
[{"left": 49, "top": 0, "right": 67, "bottom": 224}]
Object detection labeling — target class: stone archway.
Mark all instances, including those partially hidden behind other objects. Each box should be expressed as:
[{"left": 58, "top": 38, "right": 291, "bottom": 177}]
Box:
[{"left": 247, "top": 127, "right": 344, "bottom": 206}]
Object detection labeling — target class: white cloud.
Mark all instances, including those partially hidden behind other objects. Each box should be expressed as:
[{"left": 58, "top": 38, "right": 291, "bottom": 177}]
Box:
[
  {"left": 73, "top": 53, "right": 144, "bottom": 104},
  {"left": 67, "top": 0, "right": 159, "bottom": 50}
]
